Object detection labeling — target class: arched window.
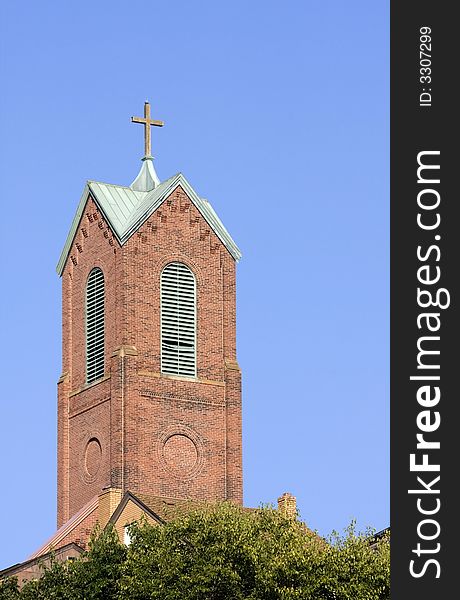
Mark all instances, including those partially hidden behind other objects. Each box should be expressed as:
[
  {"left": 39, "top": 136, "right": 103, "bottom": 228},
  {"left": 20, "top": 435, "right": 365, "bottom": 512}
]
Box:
[
  {"left": 86, "top": 268, "right": 105, "bottom": 383},
  {"left": 161, "top": 262, "right": 196, "bottom": 377}
]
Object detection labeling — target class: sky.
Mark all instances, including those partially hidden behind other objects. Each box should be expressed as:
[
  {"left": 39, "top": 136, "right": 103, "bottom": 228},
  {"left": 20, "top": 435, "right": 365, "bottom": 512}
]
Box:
[{"left": 0, "top": 0, "right": 388, "bottom": 570}]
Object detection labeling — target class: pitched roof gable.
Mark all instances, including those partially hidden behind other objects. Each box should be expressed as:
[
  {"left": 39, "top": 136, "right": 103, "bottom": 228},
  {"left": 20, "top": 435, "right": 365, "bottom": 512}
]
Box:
[
  {"left": 27, "top": 495, "right": 99, "bottom": 559},
  {"left": 57, "top": 173, "right": 241, "bottom": 275},
  {"left": 108, "top": 491, "right": 210, "bottom": 526},
  {"left": 0, "top": 543, "right": 84, "bottom": 581},
  {"left": 108, "top": 491, "right": 166, "bottom": 526}
]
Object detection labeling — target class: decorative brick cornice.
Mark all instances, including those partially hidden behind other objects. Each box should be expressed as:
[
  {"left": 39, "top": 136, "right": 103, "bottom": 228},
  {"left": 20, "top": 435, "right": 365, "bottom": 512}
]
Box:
[
  {"left": 224, "top": 359, "right": 241, "bottom": 371},
  {"left": 58, "top": 372, "right": 70, "bottom": 384},
  {"left": 138, "top": 370, "right": 225, "bottom": 387},
  {"left": 111, "top": 345, "right": 138, "bottom": 358},
  {"left": 69, "top": 374, "right": 111, "bottom": 398}
]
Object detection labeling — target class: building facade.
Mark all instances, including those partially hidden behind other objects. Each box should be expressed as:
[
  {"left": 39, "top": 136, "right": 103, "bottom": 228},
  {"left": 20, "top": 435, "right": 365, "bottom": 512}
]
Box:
[
  {"left": 56, "top": 104, "right": 243, "bottom": 526},
  {"left": 0, "top": 104, "right": 302, "bottom": 588}
]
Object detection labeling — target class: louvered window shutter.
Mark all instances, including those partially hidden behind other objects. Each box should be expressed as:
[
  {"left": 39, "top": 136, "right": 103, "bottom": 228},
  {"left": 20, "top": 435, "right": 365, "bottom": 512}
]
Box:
[
  {"left": 86, "top": 268, "right": 105, "bottom": 383},
  {"left": 161, "top": 262, "right": 196, "bottom": 377}
]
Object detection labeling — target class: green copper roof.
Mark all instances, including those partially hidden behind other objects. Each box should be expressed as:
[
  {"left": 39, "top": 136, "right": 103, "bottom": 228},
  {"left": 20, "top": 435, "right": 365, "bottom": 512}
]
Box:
[{"left": 56, "top": 173, "right": 241, "bottom": 275}]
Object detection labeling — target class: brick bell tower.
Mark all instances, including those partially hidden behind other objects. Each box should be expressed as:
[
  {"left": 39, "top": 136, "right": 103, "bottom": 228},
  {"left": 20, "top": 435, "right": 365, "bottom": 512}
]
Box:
[{"left": 56, "top": 103, "right": 242, "bottom": 527}]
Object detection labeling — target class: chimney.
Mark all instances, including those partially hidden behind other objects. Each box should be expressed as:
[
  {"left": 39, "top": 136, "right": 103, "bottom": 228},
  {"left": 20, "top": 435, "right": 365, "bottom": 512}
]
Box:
[
  {"left": 98, "top": 487, "right": 123, "bottom": 527},
  {"left": 277, "top": 492, "right": 297, "bottom": 519}
]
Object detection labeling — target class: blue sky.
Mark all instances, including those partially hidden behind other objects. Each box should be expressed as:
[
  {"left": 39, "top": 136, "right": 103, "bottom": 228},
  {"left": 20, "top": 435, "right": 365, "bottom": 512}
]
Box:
[{"left": 0, "top": 0, "right": 388, "bottom": 569}]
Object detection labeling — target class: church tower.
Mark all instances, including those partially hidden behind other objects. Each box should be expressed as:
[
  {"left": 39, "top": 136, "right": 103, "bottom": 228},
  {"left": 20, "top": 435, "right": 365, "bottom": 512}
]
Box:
[{"left": 56, "top": 103, "right": 242, "bottom": 527}]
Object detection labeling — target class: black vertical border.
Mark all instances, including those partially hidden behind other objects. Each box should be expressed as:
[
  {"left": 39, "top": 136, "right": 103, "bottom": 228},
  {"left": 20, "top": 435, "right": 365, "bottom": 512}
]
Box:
[{"left": 391, "top": 3, "right": 457, "bottom": 597}]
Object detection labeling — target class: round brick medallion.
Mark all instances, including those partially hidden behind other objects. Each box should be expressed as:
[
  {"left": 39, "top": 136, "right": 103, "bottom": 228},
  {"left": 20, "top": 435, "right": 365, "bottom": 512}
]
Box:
[
  {"left": 85, "top": 438, "right": 102, "bottom": 479},
  {"left": 163, "top": 434, "right": 198, "bottom": 476},
  {"left": 158, "top": 425, "right": 204, "bottom": 480}
]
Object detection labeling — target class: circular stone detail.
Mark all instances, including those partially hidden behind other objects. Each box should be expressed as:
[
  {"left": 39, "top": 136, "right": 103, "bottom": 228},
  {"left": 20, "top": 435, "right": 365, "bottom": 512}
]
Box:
[
  {"left": 163, "top": 434, "right": 198, "bottom": 476},
  {"left": 85, "top": 438, "right": 102, "bottom": 478}
]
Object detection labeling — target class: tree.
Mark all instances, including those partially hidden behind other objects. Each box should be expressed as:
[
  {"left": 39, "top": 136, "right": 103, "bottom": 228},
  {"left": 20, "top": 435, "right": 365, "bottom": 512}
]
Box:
[
  {"left": 3, "top": 504, "right": 389, "bottom": 599},
  {"left": 0, "top": 576, "right": 20, "bottom": 600},
  {"left": 17, "top": 524, "right": 126, "bottom": 600},
  {"left": 119, "top": 504, "right": 389, "bottom": 600}
]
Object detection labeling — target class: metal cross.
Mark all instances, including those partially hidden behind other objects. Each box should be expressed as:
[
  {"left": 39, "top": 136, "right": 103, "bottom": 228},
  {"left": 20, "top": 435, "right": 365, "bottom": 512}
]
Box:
[{"left": 131, "top": 101, "right": 164, "bottom": 157}]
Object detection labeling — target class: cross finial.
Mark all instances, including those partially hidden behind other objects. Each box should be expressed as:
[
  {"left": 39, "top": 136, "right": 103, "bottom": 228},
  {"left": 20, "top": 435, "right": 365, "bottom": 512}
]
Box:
[{"left": 131, "top": 101, "right": 164, "bottom": 157}]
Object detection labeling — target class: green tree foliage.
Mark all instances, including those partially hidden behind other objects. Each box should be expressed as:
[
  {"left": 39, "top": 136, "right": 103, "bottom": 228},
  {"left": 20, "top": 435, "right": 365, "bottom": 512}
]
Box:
[
  {"left": 0, "top": 576, "right": 20, "bottom": 600},
  {"left": 1, "top": 505, "right": 389, "bottom": 599}
]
